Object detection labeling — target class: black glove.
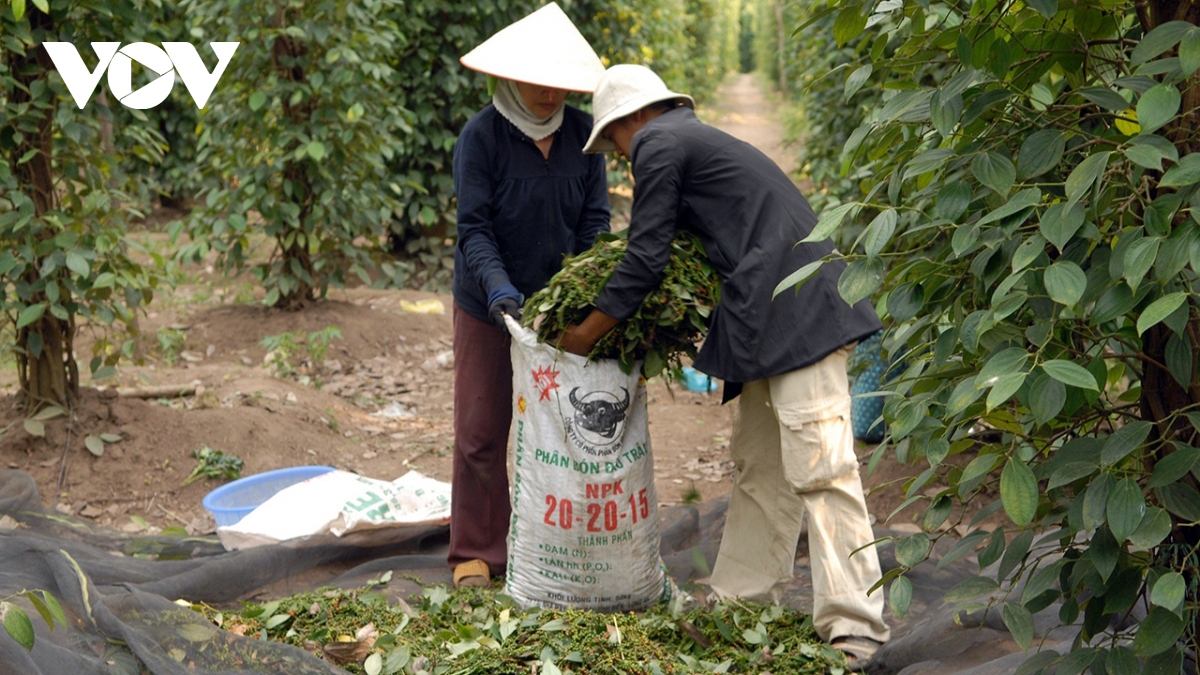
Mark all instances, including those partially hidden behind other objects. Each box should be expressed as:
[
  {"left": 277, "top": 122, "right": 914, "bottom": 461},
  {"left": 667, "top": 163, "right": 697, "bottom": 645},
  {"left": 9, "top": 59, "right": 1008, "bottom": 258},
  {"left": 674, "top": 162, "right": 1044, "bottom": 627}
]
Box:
[{"left": 488, "top": 297, "right": 522, "bottom": 331}]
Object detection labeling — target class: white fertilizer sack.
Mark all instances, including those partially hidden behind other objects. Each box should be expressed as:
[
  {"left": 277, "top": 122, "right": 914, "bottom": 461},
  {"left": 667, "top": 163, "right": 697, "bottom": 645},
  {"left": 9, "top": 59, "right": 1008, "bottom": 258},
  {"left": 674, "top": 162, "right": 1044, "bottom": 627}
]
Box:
[
  {"left": 505, "top": 317, "right": 667, "bottom": 611},
  {"left": 218, "top": 470, "right": 451, "bottom": 550}
]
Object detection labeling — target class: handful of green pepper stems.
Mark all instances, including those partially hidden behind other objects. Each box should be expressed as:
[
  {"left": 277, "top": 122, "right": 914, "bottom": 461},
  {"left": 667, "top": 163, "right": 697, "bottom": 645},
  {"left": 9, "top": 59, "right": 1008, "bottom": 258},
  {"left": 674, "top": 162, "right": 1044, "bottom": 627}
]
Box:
[{"left": 522, "top": 231, "right": 721, "bottom": 378}]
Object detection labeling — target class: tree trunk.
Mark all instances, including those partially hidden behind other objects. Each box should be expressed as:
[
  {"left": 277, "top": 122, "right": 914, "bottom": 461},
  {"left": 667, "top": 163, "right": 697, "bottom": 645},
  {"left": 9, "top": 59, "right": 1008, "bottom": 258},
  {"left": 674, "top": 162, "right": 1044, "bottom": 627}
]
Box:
[
  {"left": 6, "top": 10, "right": 77, "bottom": 410},
  {"left": 1136, "top": 0, "right": 1200, "bottom": 651},
  {"left": 271, "top": 29, "right": 317, "bottom": 310}
]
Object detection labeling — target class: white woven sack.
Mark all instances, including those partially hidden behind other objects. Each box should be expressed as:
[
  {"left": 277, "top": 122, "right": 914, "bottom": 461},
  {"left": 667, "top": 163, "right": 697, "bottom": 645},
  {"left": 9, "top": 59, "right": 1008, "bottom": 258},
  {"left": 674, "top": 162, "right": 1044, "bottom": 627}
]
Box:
[{"left": 504, "top": 317, "right": 666, "bottom": 611}]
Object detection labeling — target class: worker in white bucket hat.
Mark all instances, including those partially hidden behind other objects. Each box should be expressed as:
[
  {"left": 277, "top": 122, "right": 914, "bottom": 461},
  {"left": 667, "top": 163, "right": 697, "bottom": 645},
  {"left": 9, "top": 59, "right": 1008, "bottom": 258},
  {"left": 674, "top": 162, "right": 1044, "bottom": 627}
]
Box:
[
  {"left": 560, "top": 64, "right": 890, "bottom": 670},
  {"left": 448, "top": 3, "right": 610, "bottom": 590}
]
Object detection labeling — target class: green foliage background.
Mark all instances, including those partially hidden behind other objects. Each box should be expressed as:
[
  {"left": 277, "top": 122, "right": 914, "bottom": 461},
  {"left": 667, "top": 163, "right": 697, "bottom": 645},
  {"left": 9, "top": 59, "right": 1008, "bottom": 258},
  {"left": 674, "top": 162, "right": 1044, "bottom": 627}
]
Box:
[{"left": 758, "top": 0, "right": 1200, "bottom": 666}]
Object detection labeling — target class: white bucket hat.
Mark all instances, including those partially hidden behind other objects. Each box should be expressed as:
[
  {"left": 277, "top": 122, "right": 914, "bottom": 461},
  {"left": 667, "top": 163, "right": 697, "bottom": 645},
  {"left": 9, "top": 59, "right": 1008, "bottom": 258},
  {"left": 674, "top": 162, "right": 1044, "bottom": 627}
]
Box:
[
  {"left": 460, "top": 3, "right": 605, "bottom": 93},
  {"left": 583, "top": 64, "right": 694, "bottom": 154}
]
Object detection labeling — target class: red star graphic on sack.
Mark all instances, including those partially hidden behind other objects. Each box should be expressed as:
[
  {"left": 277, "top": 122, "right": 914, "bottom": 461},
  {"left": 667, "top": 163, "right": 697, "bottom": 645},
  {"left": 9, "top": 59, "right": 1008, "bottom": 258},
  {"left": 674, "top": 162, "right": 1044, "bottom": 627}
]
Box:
[{"left": 531, "top": 366, "right": 561, "bottom": 401}]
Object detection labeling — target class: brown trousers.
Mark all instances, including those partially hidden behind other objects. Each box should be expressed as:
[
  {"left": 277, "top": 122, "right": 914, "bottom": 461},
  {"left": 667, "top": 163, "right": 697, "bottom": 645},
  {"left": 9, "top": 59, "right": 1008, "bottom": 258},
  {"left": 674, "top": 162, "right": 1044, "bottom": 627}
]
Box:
[{"left": 448, "top": 303, "right": 513, "bottom": 575}]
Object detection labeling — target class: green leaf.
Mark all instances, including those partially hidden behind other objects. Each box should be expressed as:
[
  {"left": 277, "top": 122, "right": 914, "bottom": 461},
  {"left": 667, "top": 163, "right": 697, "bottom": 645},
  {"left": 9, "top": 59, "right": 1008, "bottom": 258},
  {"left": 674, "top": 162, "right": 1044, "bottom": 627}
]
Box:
[
  {"left": 11, "top": 0, "right": 26, "bottom": 21},
  {"left": 1043, "top": 261, "right": 1086, "bottom": 306},
  {"left": 1158, "top": 482, "right": 1200, "bottom": 521},
  {"left": 40, "top": 592, "right": 66, "bottom": 630},
  {"left": 1002, "top": 602, "right": 1034, "bottom": 651},
  {"left": 1106, "top": 477, "right": 1145, "bottom": 542},
  {"left": 1148, "top": 445, "right": 1200, "bottom": 488},
  {"left": 993, "top": 528, "right": 1032, "bottom": 582},
  {"left": 30, "top": 0, "right": 46, "bottom": 12},
  {"left": 1160, "top": 154, "right": 1200, "bottom": 188},
  {"left": 1151, "top": 572, "right": 1186, "bottom": 615},
  {"left": 832, "top": 6, "right": 868, "bottom": 46},
  {"left": 1181, "top": 28, "right": 1200, "bottom": 76},
  {"left": 772, "top": 259, "right": 824, "bottom": 298},
  {"left": 1129, "top": 507, "right": 1172, "bottom": 548},
  {"left": 305, "top": 141, "right": 327, "bottom": 161},
  {"left": 972, "top": 152, "right": 1016, "bottom": 196},
  {"left": 1124, "top": 144, "right": 1166, "bottom": 171},
  {"left": 802, "top": 203, "right": 859, "bottom": 244},
  {"left": 1057, "top": 649, "right": 1098, "bottom": 675},
  {"left": 248, "top": 91, "right": 267, "bottom": 111},
  {"left": 1000, "top": 458, "right": 1038, "bottom": 527},
  {"left": 65, "top": 252, "right": 89, "bottom": 276},
  {"left": 896, "top": 533, "right": 932, "bottom": 567},
  {"left": 1077, "top": 87, "right": 1130, "bottom": 111},
  {"left": 837, "top": 257, "right": 883, "bottom": 306},
  {"left": 85, "top": 435, "right": 105, "bottom": 457},
  {"left": 977, "top": 188, "right": 1042, "bottom": 227},
  {"left": 904, "top": 148, "right": 956, "bottom": 179},
  {"left": 960, "top": 453, "right": 999, "bottom": 486},
  {"left": 1137, "top": 84, "right": 1182, "bottom": 134},
  {"left": 931, "top": 91, "right": 963, "bottom": 137},
  {"left": 844, "top": 64, "right": 872, "bottom": 100},
  {"left": 1018, "top": 130, "right": 1065, "bottom": 179},
  {"left": 25, "top": 592, "right": 52, "bottom": 630},
  {"left": 1048, "top": 461, "right": 1097, "bottom": 489},
  {"left": 23, "top": 419, "right": 45, "bottom": 437},
  {"left": 1041, "top": 360, "right": 1099, "bottom": 390},
  {"left": 977, "top": 348, "right": 1030, "bottom": 387},
  {"left": 1020, "top": 560, "right": 1066, "bottom": 604},
  {"left": 1131, "top": 21, "right": 1196, "bottom": 66},
  {"left": 1123, "top": 237, "right": 1160, "bottom": 291},
  {"left": 364, "top": 652, "right": 383, "bottom": 675},
  {"left": 935, "top": 181, "right": 972, "bottom": 220},
  {"left": 33, "top": 406, "right": 64, "bottom": 421},
  {"left": 946, "top": 377, "right": 982, "bottom": 415},
  {"left": 2, "top": 602, "right": 35, "bottom": 650},
  {"left": 1065, "top": 151, "right": 1111, "bottom": 205},
  {"left": 1138, "top": 292, "right": 1188, "bottom": 335},
  {"left": 1133, "top": 607, "right": 1185, "bottom": 656},
  {"left": 1011, "top": 237, "right": 1044, "bottom": 275},
  {"left": 1025, "top": 0, "right": 1057, "bottom": 17},
  {"left": 944, "top": 575, "right": 1000, "bottom": 603},
  {"left": 986, "top": 372, "right": 1026, "bottom": 410},
  {"left": 889, "top": 576, "right": 912, "bottom": 618},
  {"left": 16, "top": 303, "right": 46, "bottom": 329},
  {"left": 1039, "top": 202, "right": 1085, "bottom": 251},
  {"left": 864, "top": 209, "right": 898, "bottom": 258},
  {"left": 1101, "top": 421, "right": 1153, "bottom": 466}
]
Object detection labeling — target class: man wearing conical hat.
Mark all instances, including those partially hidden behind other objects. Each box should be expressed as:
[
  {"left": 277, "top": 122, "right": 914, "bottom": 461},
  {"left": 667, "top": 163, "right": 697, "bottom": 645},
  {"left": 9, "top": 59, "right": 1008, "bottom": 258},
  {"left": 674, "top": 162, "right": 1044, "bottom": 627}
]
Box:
[
  {"left": 559, "top": 64, "right": 889, "bottom": 668},
  {"left": 448, "top": 3, "right": 610, "bottom": 589}
]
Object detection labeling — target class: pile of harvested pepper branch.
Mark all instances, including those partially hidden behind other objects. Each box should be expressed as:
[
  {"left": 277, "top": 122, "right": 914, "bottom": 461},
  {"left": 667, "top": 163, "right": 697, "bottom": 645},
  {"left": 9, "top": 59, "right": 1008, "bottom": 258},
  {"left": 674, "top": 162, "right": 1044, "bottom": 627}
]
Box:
[
  {"left": 192, "top": 576, "right": 847, "bottom": 675},
  {"left": 522, "top": 231, "right": 721, "bottom": 378}
]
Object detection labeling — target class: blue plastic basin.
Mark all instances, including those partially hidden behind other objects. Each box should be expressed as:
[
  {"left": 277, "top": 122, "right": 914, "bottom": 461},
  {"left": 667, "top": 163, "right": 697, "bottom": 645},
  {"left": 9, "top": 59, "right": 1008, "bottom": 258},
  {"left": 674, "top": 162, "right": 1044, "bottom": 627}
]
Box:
[{"left": 202, "top": 465, "right": 336, "bottom": 527}]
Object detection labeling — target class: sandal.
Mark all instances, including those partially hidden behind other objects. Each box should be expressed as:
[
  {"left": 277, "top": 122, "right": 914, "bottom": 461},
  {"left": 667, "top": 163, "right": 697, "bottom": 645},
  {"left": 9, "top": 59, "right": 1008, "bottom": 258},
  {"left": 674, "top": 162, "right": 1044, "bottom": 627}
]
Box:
[
  {"left": 453, "top": 559, "right": 491, "bottom": 589},
  {"left": 830, "top": 635, "right": 883, "bottom": 672}
]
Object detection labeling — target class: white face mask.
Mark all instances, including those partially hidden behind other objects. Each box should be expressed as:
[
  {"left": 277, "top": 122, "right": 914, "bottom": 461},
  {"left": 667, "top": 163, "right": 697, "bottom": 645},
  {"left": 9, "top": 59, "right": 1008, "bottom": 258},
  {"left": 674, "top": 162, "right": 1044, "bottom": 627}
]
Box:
[{"left": 492, "top": 79, "right": 564, "bottom": 142}]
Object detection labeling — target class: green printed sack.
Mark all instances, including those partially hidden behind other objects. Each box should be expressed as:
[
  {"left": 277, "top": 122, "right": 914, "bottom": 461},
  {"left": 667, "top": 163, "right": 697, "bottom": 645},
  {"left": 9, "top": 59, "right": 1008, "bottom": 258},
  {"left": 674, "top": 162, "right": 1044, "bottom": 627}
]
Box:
[{"left": 505, "top": 317, "right": 665, "bottom": 611}]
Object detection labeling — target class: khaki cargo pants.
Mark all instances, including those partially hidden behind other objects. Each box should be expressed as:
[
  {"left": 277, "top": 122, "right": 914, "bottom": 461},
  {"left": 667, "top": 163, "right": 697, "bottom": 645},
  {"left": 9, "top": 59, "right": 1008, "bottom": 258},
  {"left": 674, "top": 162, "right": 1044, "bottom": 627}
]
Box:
[{"left": 709, "top": 347, "right": 891, "bottom": 643}]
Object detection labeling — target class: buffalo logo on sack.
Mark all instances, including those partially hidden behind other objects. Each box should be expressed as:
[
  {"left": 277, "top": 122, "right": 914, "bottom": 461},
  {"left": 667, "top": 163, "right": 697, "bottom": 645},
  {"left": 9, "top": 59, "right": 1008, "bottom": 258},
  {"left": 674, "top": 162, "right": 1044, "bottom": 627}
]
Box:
[{"left": 565, "top": 387, "right": 630, "bottom": 456}]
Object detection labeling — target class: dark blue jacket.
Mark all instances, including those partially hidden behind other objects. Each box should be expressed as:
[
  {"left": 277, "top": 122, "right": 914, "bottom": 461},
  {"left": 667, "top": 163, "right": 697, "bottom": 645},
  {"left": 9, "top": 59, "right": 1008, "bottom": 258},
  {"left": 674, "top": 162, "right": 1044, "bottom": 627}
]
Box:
[
  {"left": 452, "top": 104, "right": 610, "bottom": 322},
  {"left": 595, "top": 107, "right": 882, "bottom": 384}
]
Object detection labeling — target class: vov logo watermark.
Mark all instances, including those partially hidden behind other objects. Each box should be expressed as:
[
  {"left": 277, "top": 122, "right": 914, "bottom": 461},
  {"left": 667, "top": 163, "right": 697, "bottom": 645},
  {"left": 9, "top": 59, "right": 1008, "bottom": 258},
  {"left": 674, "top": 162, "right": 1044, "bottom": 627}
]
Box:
[{"left": 42, "top": 42, "right": 239, "bottom": 110}]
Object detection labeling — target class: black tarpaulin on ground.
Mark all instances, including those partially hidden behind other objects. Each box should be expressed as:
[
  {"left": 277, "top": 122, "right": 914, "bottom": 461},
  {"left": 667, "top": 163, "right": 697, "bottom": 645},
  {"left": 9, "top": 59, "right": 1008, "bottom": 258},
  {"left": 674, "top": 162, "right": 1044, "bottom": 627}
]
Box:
[
  {"left": 0, "top": 469, "right": 734, "bottom": 675},
  {"left": 6, "top": 466, "right": 1148, "bottom": 675}
]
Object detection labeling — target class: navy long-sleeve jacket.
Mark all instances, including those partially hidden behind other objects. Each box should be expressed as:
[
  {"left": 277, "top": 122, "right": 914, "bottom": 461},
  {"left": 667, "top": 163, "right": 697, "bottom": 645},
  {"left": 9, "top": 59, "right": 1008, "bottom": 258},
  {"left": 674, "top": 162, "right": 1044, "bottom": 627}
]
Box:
[
  {"left": 452, "top": 104, "right": 610, "bottom": 322},
  {"left": 595, "top": 107, "right": 882, "bottom": 384}
]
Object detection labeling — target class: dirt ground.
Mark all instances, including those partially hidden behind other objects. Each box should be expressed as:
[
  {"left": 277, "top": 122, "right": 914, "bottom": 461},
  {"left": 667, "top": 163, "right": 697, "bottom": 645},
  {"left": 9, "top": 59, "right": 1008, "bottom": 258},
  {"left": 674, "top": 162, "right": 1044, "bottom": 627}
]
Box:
[{"left": 0, "top": 75, "right": 963, "bottom": 542}]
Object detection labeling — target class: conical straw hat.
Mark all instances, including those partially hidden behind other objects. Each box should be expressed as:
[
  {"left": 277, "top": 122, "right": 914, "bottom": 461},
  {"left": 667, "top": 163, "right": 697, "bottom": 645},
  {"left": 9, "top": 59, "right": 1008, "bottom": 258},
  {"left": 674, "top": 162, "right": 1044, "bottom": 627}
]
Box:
[{"left": 460, "top": 3, "right": 606, "bottom": 93}]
